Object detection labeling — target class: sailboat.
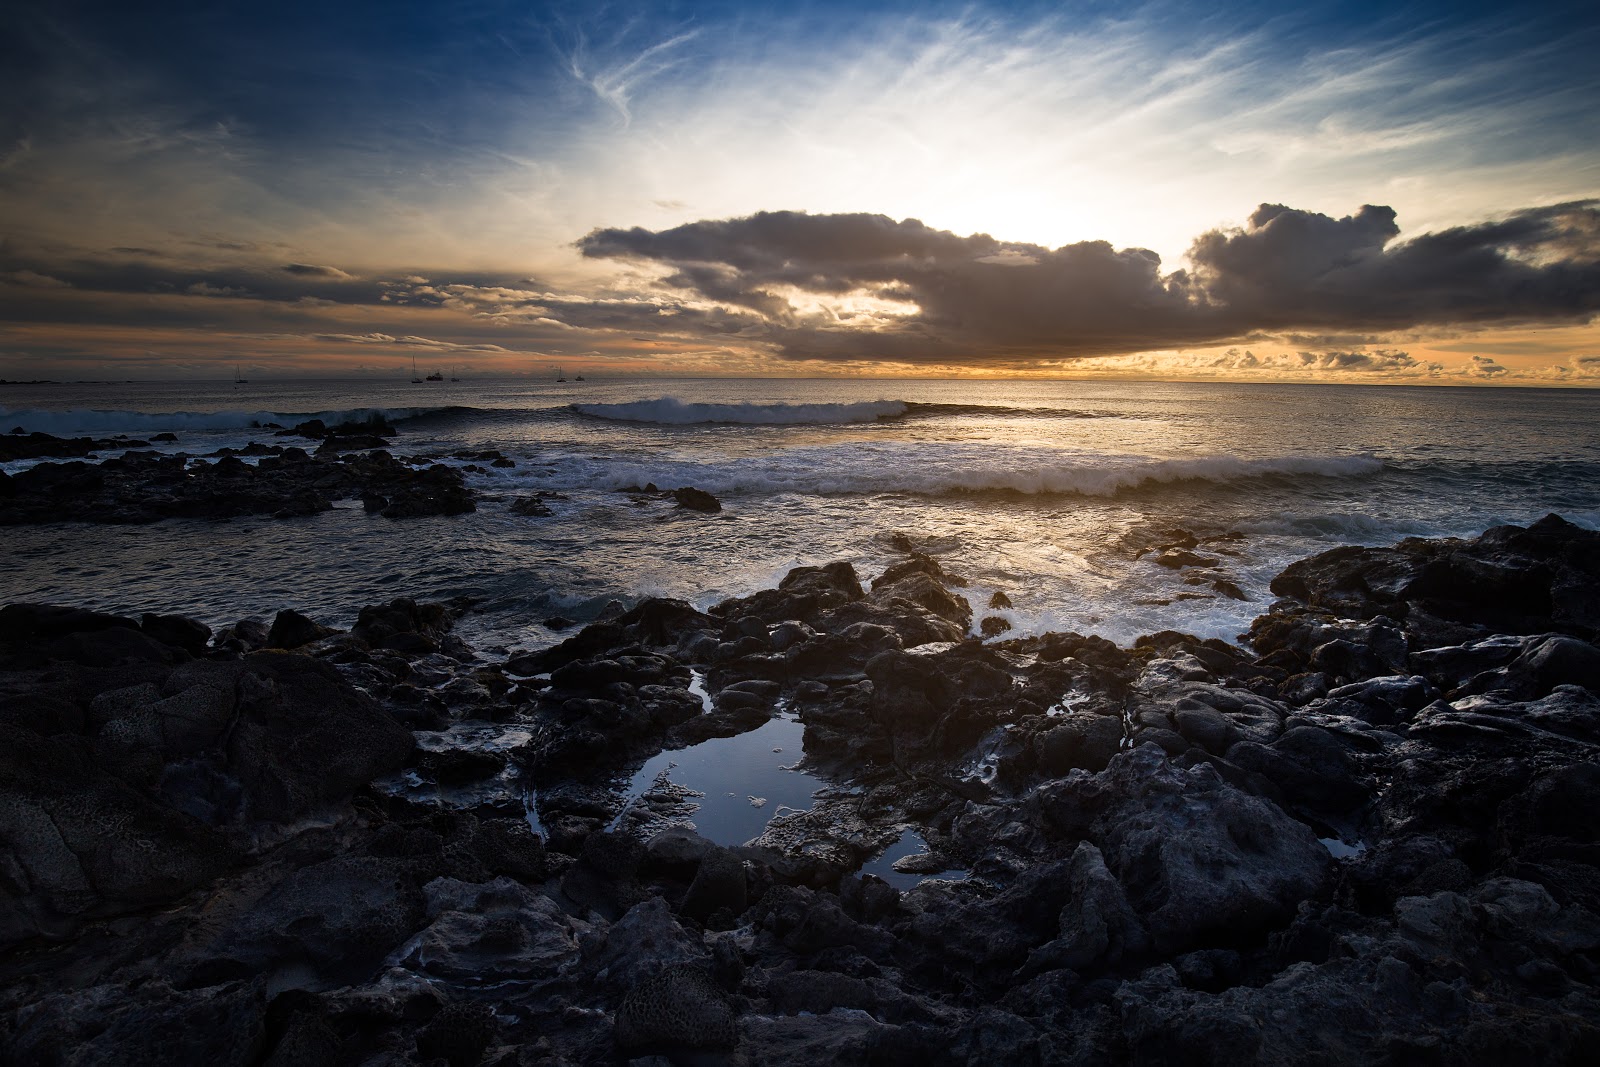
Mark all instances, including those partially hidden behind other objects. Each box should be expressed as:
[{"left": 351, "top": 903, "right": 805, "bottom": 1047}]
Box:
[
  {"left": 449, "top": 366, "right": 460, "bottom": 382},
  {"left": 233, "top": 365, "right": 248, "bottom": 384},
  {"left": 411, "top": 356, "right": 423, "bottom": 383},
  {"left": 556, "top": 367, "right": 567, "bottom": 382}
]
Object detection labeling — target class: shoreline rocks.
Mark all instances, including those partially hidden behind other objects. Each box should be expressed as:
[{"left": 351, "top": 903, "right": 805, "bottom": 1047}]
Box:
[
  {"left": 1, "top": 516, "right": 1597, "bottom": 1064},
  {"left": 0, "top": 445, "right": 476, "bottom": 524}
]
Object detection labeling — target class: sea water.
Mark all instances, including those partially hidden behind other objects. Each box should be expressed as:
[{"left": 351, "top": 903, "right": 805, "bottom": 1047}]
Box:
[{"left": 3, "top": 377, "right": 1598, "bottom": 654}]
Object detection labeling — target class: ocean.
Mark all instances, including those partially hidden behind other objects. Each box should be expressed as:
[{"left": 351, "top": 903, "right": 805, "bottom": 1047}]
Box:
[{"left": 3, "top": 377, "right": 1598, "bottom": 654}]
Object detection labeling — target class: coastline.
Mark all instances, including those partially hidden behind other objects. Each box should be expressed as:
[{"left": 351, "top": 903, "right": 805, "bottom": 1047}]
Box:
[{"left": 2, "top": 516, "right": 1597, "bottom": 1063}]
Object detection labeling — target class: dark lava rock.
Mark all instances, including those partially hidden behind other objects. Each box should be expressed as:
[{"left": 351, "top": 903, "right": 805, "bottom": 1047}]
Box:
[
  {"left": 1258, "top": 514, "right": 1600, "bottom": 658},
  {"left": 1042, "top": 744, "right": 1332, "bottom": 953},
  {"left": 509, "top": 494, "right": 555, "bottom": 517},
  {"left": 140, "top": 612, "right": 213, "bottom": 656},
  {"left": 614, "top": 965, "right": 737, "bottom": 1054},
  {"left": 672, "top": 486, "right": 723, "bottom": 513},
  {"left": 0, "top": 444, "right": 477, "bottom": 525},
  {"left": 4, "top": 978, "right": 266, "bottom": 1066},
  {"left": 980, "top": 615, "right": 1013, "bottom": 637},
  {"left": 0, "top": 723, "right": 238, "bottom": 945},
  {"left": 3, "top": 520, "right": 1598, "bottom": 1067},
  {"left": 0, "top": 431, "right": 151, "bottom": 462},
  {"left": 265, "top": 608, "right": 339, "bottom": 650},
  {"left": 351, "top": 597, "right": 455, "bottom": 652}
]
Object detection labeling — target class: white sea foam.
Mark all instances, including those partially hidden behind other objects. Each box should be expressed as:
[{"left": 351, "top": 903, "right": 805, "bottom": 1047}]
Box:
[
  {"left": 0, "top": 405, "right": 444, "bottom": 436},
  {"left": 485, "top": 444, "right": 1386, "bottom": 498},
  {"left": 573, "top": 397, "right": 909, "bottom": 425}
]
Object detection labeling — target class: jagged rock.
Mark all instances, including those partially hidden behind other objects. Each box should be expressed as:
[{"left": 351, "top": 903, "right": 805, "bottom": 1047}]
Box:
[
  {"left": 1026, "top": 841, "right": 1150, "bottom": 972},
  {"left": 672, "top": 486, "right": 722, "bottom": 512},
  {"left": 415, "top": 1001, "right": 498, "bottom": 1067},
  {"left": 224, "top": 652, "right": 415, "bottom": 823},
  {"left": 3, "top": 979, "right": 266, "bottom": 1067},
  {"left": 1043, "top": 745, "right": 1332, "bottom": 954},
  {"left": 265, "top": 608, "right": 339, "bottom": 650},
  {"left": 186, "top": 855, "right": 428, "bottom": 986},
  {"left": 404, "top": 877, "right": 583, "bottom": 981},
  {"left": 140, "top": 612, "right": 213, "bottom": 656},
  {"left": 613, "top": 965, "right": 737, "bottom": 1054},
  {"left": 580, "top": 897, "right": 711, "bottom": 989},
  {"left": 682, "top": 847, "right": 748, "bottom": 922},
  {"left": 0, "top": 724, "right": 237, "bottom": 945}
]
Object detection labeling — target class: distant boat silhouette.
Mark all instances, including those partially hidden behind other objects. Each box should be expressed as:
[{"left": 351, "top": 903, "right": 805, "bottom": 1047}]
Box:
[
  {"left": 234, "top": 365, "right": 248, "bottom": 384},
  {"left": 575, "top": 374, "right": 586, "bottom": 381},
  {"left": 425, "top": 369, "right": 444, "bottom": 381},
  {"left": 556, "top": 367, "right": 567, "bottom": 382},
  {"left": 410, "top": 356, "right": 423, "bottom": 383},
  {"left": 450, "top": 366, "right": 460, "bottom": 382}
]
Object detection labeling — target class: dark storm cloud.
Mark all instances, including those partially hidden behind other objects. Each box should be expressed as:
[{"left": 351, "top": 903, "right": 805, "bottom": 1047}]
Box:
[
  {"left": 1188, "top": 201, "right": 1600, "bottom": 329},
  {"left": 0, "top": 245, "right": 386, "bottom": 310},
  {"left": 578, "top": 202, "right": 1600, "bottom": 362}
]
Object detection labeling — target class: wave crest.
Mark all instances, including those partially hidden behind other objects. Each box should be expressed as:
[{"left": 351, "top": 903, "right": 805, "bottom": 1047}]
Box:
[
  {"left": 574, "top": 397, "right": 909, "bottom": 425},
  {"left": 503, "top": 446, "right": 1386, "bottom": 498}
]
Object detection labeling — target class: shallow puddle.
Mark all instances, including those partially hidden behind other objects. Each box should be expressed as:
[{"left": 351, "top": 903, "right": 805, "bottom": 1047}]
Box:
[
  {"left": 859, "top": 828, "right": 969, "bottom": 890},
  {"left": 611, "top": 713, "right": 830, "bottom": 846},
  {"left": 1319, "top": 836, "right": 1367, "bottom": 859}
]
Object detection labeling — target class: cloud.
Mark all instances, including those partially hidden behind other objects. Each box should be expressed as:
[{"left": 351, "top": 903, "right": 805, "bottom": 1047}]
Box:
[
  {"left": 578, "top": 201, "right": 1600, "bottom": 364},
  {"left": 185, "top": 281, "right": 251, "bottom": 297},
  {"left": 1187, "top": 201, "right": 1600, "bottom": 329},
  {"left": 563, "top": 26, "right": 701, "bottom": 124},
  {"left": 1295, "top": 349, "right": 1443, "bottom": 375},
  {"left": 1, "top": 270, "right": 72, "bottom": 288},
  {"left": 1468, "top": 354, "right": 1510, "bottom": 377},
  {"left": 311, "top": 332, "right": 510, "bottom": 353},
  {"left": 282, "top": 263, "right": 352, "bottom": 279}
]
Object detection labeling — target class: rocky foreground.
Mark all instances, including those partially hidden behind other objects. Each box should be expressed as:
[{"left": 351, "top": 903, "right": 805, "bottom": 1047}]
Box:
[{"left": 2, "top": 516, "right": 1598, "bottom": 1065}]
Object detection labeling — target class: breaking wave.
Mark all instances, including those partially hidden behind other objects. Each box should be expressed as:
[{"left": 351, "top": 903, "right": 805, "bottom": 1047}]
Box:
[
  {"left": 573, "top": 397, "right": 910, "bottom": 425},
  {"left": 502, "top": 446, "right": 1388, "bottom": 498}
]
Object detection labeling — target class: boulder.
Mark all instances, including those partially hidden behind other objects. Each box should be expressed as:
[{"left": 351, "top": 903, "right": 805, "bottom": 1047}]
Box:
[
  {"left": 0, "top": 725, "right": 236, "bottom": 946},
  {"left": 1045, "top": 745, "right": 1332, "bottom": 954},
  {"left": 672, "top": 486, "right": 723, "bottom": 513},
  {"left": 188, "top": 855, "right": 428, "bottom": 987},
  {"left": 404, "top": 877, "right": 583, "bottom": 981},
  {"left": 265, "top": 609, "right": 339, "bottom": 650},
  {"left": 614, "top": 965, "right": 737, "bottom": 1054},
  {"left": 224, "top": 652, "right": 414, "bottom": 824}
]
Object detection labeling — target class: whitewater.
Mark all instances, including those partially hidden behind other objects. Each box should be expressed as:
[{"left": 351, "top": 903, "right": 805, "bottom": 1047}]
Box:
[{"left": 3, "top": 377, "right": 1597, "bottom": 650}]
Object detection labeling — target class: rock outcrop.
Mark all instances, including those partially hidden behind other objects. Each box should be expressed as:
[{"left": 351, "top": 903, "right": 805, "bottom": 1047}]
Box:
[{"left": 2, "top": 518, "right": 1597, "bottom": 1065}]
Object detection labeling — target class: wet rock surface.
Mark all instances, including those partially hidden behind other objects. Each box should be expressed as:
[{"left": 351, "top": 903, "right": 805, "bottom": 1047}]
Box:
[
  {"left": 1, "top": 516, "right": 1597, "bottom": 1064},
  {"left": 0, "top": 424, "right": 476, "bottom": 523}
]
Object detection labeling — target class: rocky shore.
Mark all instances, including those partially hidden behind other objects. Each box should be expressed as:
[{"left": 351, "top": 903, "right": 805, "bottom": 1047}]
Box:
[
  {"left": 1, "top": 516, "right": 1597, "bottom": 1065},
  {"left": 0, "top": 421, "right": 475, "bottom": 523}
]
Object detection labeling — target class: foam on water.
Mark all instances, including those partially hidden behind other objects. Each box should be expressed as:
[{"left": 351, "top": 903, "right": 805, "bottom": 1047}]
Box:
[
  {"left": 574, "top": 397, "right": 909, "bottom": 425},
  {"left": 476, "top": 443, "right": 1386, "bottom": 499},
  {"left": 2, "top": 377, "right": 1596, "bottom": 658}
]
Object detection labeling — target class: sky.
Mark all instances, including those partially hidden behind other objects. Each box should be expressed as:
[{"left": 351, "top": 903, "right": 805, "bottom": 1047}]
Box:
[{"left": 1, "top": 0, "right": 1598, "bottom": 383}]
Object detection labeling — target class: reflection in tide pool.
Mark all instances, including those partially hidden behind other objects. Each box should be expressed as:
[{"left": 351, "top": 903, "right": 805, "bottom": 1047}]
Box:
[
  {"left": 612, "top": 713, "right": 828, "bottom": 846},
  {"left": 860, "top": 827, "right": 970, "bottom": 890}
]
